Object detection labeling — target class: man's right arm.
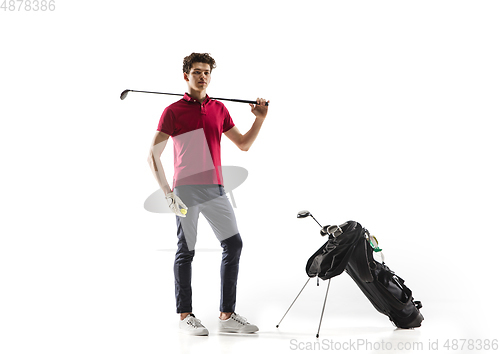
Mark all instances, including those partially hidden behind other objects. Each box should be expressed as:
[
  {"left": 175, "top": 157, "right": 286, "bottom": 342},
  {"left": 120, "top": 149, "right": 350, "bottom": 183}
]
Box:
[{"left": 147, "top": 131, "right": 172, "bottom": 196}]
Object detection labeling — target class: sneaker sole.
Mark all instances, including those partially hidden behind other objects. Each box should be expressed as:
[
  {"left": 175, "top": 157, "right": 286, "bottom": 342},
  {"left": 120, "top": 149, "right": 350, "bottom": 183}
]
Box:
[
  {"left": 180, "top": 330, "right": 209, "bottom": 336},
  {"left": 219, "top": 328, "right": 259, "bottom": 334},
  {"left": 179, "top": 328, "right": 209, "bottom": 336}
]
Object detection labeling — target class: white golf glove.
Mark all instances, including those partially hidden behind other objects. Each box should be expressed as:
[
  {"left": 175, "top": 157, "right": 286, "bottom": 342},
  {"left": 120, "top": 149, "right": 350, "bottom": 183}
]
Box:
[{"left": 165, "top": 192, "right": 188, "bottom": 217}]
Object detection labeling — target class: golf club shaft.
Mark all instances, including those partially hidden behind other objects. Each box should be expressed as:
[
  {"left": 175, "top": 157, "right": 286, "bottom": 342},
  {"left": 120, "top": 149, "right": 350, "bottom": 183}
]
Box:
[
  {"left": 121, "top": 89, "right": 269, "bottom": 106},
  {"left": 310, "top": 215, "right": 323, "bottom": 228}
]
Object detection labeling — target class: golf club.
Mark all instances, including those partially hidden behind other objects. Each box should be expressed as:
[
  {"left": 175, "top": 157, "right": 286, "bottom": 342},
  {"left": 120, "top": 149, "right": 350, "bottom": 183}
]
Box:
[
  {"left": 298, "top": 210, "right": 342, "bottom": 238},
  {"left": 297, "top": 210, "right": 323, "bottom": 228},
  {"left": 120, "top": 89, "right": 269, "bottom": 106}
]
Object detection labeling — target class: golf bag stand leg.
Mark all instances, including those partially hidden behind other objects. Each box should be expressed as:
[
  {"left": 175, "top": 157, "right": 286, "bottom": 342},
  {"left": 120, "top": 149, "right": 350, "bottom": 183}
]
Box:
[
  {"left": 316, "top": 278, "right": 331, "bottom": 338},
  {"left": 276, "top": 278, "right": 311, "bottom": 328}
]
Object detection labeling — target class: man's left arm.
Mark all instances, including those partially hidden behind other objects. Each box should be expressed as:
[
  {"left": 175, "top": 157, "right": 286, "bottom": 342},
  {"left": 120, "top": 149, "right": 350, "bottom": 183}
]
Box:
[{"left": 224, "top": 97, "right": 269, "bottom": 151}]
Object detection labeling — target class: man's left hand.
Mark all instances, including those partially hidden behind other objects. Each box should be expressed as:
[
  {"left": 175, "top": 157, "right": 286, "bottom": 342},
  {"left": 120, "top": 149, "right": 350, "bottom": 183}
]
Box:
[{"left": 249, "top": 97, "right": 269, "bottom": 119}]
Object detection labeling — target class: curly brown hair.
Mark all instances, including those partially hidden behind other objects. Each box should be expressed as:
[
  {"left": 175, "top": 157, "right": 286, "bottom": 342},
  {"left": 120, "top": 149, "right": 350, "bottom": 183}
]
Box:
[{"left": 183, "top": 53, "right": 217, "bottom": 73}]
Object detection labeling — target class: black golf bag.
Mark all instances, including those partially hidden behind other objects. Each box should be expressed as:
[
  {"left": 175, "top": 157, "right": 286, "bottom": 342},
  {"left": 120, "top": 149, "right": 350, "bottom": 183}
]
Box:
[{"left": 306, "top": 220, "right": 423, "bottom": 329}]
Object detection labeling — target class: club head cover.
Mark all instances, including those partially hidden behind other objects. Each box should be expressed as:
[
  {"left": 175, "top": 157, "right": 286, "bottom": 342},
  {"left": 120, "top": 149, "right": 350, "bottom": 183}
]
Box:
[
  {"left": 320, "top": 225, "right": 331, "bottom": 237},
  {"left": 327, "top": 225, "right": 343, "bottom": 237}
]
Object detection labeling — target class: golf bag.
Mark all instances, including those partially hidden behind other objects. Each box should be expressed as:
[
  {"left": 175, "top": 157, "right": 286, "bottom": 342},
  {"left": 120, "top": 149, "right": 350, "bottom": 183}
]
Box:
[{"left": 306, "top": 220, "right": 423, "bottom": 329}]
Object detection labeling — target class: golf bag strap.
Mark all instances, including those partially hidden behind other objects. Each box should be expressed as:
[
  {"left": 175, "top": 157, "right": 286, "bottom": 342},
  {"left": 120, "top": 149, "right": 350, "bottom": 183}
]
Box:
[{"left": 350, "top": 235, "right": 374, "bottom": 282}]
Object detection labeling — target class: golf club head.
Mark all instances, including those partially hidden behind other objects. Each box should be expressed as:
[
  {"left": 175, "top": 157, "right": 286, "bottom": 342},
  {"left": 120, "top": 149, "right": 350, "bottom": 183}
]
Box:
[
  {"left": 297, "top": 210, "right": 311, "bottom": 219},
  {"left": 120, "top": 89, "right": 130, "bottom": 100}
]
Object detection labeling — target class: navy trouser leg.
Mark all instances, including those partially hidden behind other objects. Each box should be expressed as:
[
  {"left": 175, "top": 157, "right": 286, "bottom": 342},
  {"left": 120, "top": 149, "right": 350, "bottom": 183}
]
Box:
[
  {"left": 173, "top": 217, "right": 195, "bottom": 314},
  {"left": 219, "top": 233, "right": 243, "bottom": 313}
]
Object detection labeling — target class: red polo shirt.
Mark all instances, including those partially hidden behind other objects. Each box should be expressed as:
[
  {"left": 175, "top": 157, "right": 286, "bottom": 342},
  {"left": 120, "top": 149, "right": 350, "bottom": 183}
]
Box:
[{"left": 157, "top": 93, "right": 235, "bottom": 188}]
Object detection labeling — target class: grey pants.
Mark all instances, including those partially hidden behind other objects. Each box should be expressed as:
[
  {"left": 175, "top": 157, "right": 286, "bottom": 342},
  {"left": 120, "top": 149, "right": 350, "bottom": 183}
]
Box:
[{"left": 173, "top": 184, "right": 242, "bottom": 313}]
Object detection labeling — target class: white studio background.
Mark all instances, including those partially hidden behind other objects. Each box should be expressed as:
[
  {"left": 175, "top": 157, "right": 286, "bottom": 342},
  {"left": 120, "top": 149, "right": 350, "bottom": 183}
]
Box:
[{"left": 1, "top": 1, "right": 499, "bottom": 353}]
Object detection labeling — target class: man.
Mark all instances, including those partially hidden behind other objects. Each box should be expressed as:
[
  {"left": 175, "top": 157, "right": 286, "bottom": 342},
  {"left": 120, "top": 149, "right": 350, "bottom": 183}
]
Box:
[{"left": 147, "top": 53, "right": 269, "bottom": 336}]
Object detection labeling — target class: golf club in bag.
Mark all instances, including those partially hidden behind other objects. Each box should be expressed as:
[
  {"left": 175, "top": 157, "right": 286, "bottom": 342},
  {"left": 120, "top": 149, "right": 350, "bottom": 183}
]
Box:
[{"left": 276, "top": 211, "right": 423, "bottom": 337}]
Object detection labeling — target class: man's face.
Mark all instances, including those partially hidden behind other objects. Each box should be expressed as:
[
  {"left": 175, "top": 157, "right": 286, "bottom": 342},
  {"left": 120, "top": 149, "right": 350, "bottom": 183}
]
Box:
[{"left": 184, "top": 62, "right": 211, "bottom": 92}]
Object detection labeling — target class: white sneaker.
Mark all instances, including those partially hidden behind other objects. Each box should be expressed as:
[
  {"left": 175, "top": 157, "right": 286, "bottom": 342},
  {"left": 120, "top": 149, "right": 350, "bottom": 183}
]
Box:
[
  {"left": 179, "top": 314, "right": 209, "bottom": 336},
  {"left": 219, "top": 313, "right": 259, "bottom": 333}
]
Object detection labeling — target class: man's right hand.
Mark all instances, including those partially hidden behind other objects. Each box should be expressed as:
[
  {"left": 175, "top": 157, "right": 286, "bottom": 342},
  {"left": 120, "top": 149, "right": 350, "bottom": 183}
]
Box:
[{"left": 165, "top": 192, "right": 188, "bottom": 217}]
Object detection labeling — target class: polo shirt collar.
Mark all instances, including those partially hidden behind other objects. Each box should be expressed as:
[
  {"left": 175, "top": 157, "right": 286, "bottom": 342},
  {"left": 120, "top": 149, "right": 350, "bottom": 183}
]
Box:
[{"left": 183, "top": 93, "right": 211, "bottom": 104}]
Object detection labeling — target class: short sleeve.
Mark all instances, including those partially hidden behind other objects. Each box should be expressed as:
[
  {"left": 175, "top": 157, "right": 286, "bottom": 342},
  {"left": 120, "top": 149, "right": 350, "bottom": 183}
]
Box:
[
  {"left": 157, "top": 106, "right": 177, "bottom": 136},
  {"left": 222, "top": 105, "right": 235, "bottom": 133}
]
